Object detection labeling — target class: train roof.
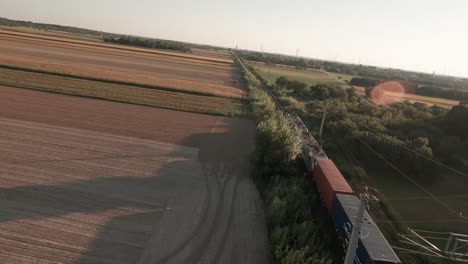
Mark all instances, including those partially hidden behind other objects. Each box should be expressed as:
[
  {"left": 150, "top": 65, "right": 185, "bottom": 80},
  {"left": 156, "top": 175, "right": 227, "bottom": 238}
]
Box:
[
  {"left": 315, "top": 159, "right": 354, "bottom": 194},
  {"left": 286, "top": 114, "right": 326, "bottom": 156},
  {"left": 303, "top": 134, "right": 326, "bottom": 156},
  {"left": 335, "top": 194, "right": 401, "bottom": 263}
]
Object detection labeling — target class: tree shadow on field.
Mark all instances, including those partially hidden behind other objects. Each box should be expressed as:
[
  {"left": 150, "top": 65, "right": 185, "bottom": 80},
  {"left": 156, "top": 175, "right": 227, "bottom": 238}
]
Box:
[{"left": 0, "top": 117, "right": 269, "bottom": 264}]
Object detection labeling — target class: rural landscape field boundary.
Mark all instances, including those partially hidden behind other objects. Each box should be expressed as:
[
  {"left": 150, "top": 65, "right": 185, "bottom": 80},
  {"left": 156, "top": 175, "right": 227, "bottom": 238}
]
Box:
[
  {"left": 0, "top": 30, "right": 252, "bottom": 117},
  {"left": 0, "top": 64, "right": 242, "bottom": 99},
  {"left": 0, "top": 70, "right": 247, "bottom": 117},
  {"left": 0, "top": 29, "right": 234, "bottom": 64}
]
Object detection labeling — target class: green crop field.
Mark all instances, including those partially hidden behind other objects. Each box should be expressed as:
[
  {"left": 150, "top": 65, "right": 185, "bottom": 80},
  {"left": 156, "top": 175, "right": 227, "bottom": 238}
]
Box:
[
  {"left": 249, "top": 62, "right": 348, "bottom": 86},
  {"left": 326, "top": 72, "right": 356, "bottom": 83}
]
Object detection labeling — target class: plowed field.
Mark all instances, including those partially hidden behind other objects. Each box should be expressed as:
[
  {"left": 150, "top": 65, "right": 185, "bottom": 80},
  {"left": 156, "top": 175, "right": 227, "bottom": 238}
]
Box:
[
  {"left": 0, "top": 30, "right": 245, "bottom": 99},
  {"left": 0, "top": 68, "right": 245, "bottom": 116},
  {"left": 0, "top": 87, "right": 269, "bottom": 264}
]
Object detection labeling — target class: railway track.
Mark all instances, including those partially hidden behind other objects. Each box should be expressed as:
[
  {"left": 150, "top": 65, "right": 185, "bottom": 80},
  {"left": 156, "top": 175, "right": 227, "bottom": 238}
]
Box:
[
  {"left": 248, "top": 68, "right": 284, "bottom": 111},
  {"left": 231, "top": 52, "right": 283, "bottom": 111}
]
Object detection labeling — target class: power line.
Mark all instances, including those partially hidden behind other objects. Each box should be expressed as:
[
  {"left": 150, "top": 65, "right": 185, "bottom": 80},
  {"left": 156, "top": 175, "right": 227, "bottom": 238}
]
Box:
[
  {"left": 326, "top": 121, "right": 424, "bottom": 264},
  {"left": 411, "top": 229, "right": 451, "bottom": 235},
  {"left": 280, "top": 91, "right": 468, "bottom": 262},
  {"left": 387, "top": 194, "right": 468, "bottom": 200},
  {"left": 348, "top": 120, "right": 468, "bottom": 178},
  {"left": 313, "top": 91, "right": 467, "bottom": 179},
  {"left": 327, "top": 124, "right": 468, "bottom": 227},
  {"left": 354, "top": 136, "right": 468, "bottom": 221},
  {"left": 389, "top": 141, "right": 468, "bottom": 178},
  {"left": 314, "top": 106, "right": 468, "bottom": 221},
  {"left": 246, "top": 62, "right": 468, "bottom": 232},
  {"left": 327, "top": 118, "right": 468, "bottom": 232},
  {"left": 378, "top": 218, "right": 468, "bottom": 224},
  {"left": 249, "top": 69, "right": 426, "bottom": 262}
]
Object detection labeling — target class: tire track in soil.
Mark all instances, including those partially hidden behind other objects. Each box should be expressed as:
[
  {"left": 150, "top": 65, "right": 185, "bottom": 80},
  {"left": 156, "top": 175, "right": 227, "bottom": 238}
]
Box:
[
  {"left": 152, "top": 117, "right": 227, "bottom": 264},
  {"left": 211, "top": 162, "right": 247, "bottom": 263},
  {"left": 184, "top": 161, "right": 238, "bottom": 264},
  {"left": 152, "top": 162, "right": 214, "bottom": 264},
  {"left": 211, "top": 178, "right": 244, "bottom": 263}
]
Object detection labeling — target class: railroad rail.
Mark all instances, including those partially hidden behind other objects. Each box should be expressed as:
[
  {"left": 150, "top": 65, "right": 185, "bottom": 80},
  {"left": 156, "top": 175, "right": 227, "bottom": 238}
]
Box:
[
  {"left": 231, "top": 51, "right": 283, "bottom": 111},
  {"left": 248, "top": 67, "right": 284, "bottom": 111}
]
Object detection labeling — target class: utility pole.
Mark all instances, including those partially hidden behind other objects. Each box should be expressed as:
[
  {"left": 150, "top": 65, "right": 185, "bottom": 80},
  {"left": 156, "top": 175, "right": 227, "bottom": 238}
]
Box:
[
  {"left": 319, "top": 107, "right": 327, "bottom": 145},
  {"left": 344, "top": 195, "right": 369, "bottom": 264}
]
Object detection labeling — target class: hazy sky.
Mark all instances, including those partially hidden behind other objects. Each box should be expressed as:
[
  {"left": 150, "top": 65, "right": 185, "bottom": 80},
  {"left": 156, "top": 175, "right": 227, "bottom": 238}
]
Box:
[{"left": 1, "top": 0, "right": 467, "bottom": 77}]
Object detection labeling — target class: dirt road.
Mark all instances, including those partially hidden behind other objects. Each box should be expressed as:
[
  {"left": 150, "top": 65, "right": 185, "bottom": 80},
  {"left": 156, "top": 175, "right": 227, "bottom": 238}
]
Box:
[{"left": 0, "top": 87, "right": 270, "bottom": 264}]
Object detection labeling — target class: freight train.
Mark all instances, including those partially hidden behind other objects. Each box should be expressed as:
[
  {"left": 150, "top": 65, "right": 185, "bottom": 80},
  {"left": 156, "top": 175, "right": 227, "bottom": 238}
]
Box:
[
  {"left": 285, "top": 113, "right": 401, "bottom": 264},
  {"left": 237, "top": 55, "right": 401, "bottom": 263}
]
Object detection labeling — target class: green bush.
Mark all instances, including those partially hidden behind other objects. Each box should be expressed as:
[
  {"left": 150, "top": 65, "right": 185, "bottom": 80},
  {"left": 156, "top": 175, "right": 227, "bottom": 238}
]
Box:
[
  {"left": 278, "top": 96, "right": 304, "bottom": 115},
  {"left": 232, "top": 52, "right": 339, "bottom": 263}
]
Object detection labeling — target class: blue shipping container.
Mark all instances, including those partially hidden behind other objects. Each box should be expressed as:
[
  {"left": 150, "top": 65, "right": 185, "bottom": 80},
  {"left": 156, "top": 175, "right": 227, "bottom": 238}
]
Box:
[{"left": 332, "top": 194, "right": 401, "bottom": 264}]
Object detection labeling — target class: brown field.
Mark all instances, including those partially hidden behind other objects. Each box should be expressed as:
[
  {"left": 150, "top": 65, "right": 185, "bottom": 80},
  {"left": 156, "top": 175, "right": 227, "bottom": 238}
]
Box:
[
  {"left": 353, "top": 86, "right": 460, "bottom": 108},
  {"left": 0, "top": 29, "right": 234, "bottom": 63},
  {"left": 382, "top": 91, "right": 460, "bottom": 108},
  {"left": 0, "top": 27, "right": 234, "bottom": 61},
  {"left": 191, "top": 48, "right": 234, "bottom": 60},
  {"left": 0, "top": 26, "right": 102, "bottom": 42},
  {"left": 0, "top": 70, "right": 245, "bottom": 116},
  {"left": 0, "top": 29, "right": 244, "bottom": 99},
  {"left": 0, "top": 87, "right": 270, "bottom": 264}
]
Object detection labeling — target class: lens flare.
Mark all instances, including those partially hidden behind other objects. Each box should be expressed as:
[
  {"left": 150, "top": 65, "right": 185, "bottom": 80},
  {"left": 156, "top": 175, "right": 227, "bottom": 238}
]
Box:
[{"left": 370, "top": 81, "right": 415, "bottom": 106}]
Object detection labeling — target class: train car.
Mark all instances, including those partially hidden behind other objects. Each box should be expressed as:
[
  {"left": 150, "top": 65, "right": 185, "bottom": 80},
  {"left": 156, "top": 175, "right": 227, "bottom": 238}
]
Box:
[
  {"left": 301, "top": 133, "right": 327, "bottom": 171},
  {"left": 313, "top": 158, "right": 354, "bottom": 212},
  {"left": 256, "top": 78, "right": 401, "bottom": 263},
  {"left": 284, "top": 114, "right": 327, "bottom": 171},
  {"left": 332, "top": 194, "right": 401, "bottom": 264}
]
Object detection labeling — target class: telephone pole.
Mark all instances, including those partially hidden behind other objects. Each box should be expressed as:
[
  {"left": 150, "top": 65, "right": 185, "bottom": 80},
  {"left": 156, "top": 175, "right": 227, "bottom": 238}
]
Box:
[
  {"left": 319, "top": 107, "right": 327, "bottom": 146},
  {"left": 344, "top": 195, "right": 369, "bottom": 264}
]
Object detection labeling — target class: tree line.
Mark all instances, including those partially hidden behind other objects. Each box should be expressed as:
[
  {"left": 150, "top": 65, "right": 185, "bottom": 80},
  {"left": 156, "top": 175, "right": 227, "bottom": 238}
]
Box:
[
  {"left": 416, "top": 85, "right": 468, "bottom": 101},
  {"left": 274, "top": 75, "right": 468, "bottom": 183},
  {"left": 0, "top": 17, "right": 104, "bottom": 36},
  {"left": 235, "top": 49, "right": 468, "bottom": 94},
  {"left": 0, "top": 17, "right": 226, "bottom": 52},
  {"left": 103, "top": 35, "right": 191, "bottom": 52},
  {"left": 349, "top": 77, "right": 381, "bottom": 87}
]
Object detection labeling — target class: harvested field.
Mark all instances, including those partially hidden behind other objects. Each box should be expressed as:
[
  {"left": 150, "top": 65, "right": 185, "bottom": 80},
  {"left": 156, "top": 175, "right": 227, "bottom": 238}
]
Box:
[
  {"left": 0, "top": 68, "right": 246, "bottom": 116},
  {"left": 191, "top": 48, "right": 234, "bottom": 60},
  {"left": 353, "top": 86, "right": 460, "bottom": 108},
  {"left": 381, "top": 91, "right": 459, "bottom": 108},
  {"left": 1, "top": 28, "right": 233, "bottom": 61},
  {"left": 0, "top": 33, "right": 234, "bottom": 69},
  {"left": 0, "top": 30, "right": 244, "bottom": 98},
  {"left": 0, "top": 29, "right": 234, "bottom": 64},
  {"left": 0, "top": 87, "right": 270, "bottom": 264},
  {"left": 0, "top": 26, "right": 102, "bottom": 42}
]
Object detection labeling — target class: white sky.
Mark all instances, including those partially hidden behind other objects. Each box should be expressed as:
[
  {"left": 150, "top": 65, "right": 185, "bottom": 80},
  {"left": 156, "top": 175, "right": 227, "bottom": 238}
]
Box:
[{"left": 1, "top": 0, "right": 467, "bottom": 77}]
